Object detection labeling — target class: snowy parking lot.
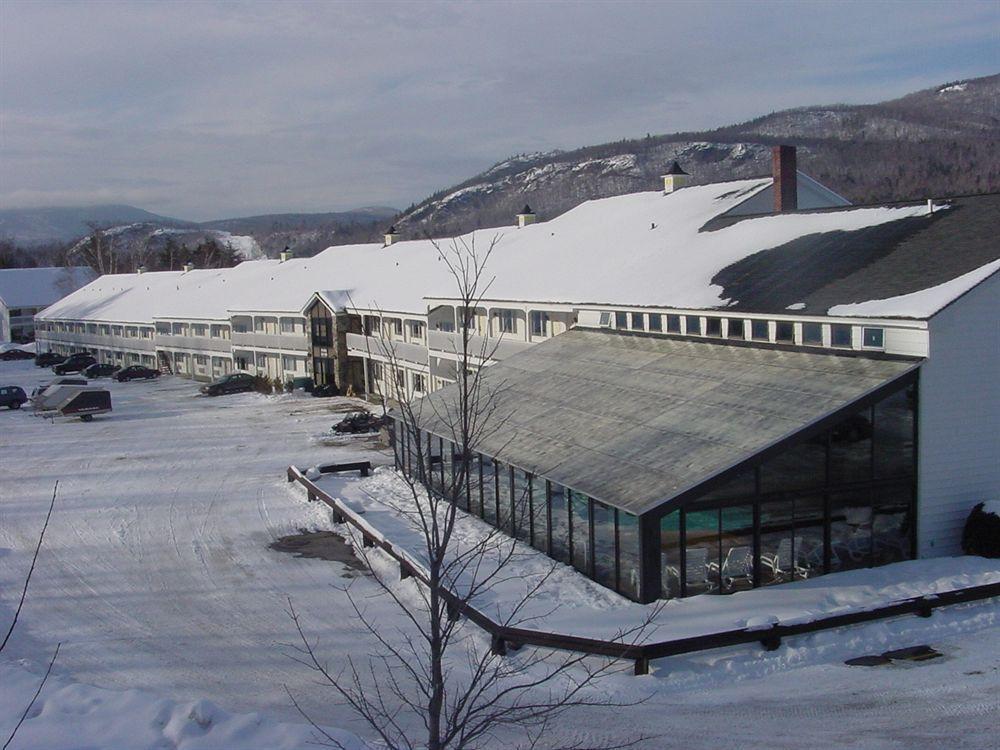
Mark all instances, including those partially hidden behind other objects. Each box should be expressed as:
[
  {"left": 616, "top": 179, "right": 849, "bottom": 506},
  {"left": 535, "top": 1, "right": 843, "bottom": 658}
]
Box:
[{"left": 1, "top": 359, "right": 999, "bottom": 749}]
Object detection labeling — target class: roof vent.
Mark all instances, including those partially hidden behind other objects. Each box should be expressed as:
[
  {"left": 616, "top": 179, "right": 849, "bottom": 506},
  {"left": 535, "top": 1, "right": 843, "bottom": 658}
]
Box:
[
  {"left": 516, "top": 205, "right": 536, "bottom": 228},
  {"left": 661, "top": 161, "right": 689, "bottom": 193},
  {"left": 280, "top": 245, "right": 293, "bottom": 262},
  {"left": 772, "top": 145, "right": 797, "bottom": 212},
  {"left": 384, "top": 225, "right": 400, "bottom": 246}
]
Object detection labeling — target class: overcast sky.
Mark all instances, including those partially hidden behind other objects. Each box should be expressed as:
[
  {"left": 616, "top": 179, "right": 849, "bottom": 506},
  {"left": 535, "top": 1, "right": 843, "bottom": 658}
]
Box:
[{"left": 1, "top": 0, "right": 997, "bottom": 221}]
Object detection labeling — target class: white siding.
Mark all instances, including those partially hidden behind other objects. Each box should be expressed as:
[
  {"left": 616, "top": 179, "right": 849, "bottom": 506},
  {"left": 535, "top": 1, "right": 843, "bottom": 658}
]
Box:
[{"left": 916, "top": 270, "right": 1000, "bottom": 557}]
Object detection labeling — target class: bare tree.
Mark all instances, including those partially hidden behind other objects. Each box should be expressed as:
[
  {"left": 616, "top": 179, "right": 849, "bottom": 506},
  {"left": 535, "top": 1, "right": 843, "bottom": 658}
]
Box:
[
  {"left": 287, "top": 235, "right": 657, "bottom": 750},
  {"left": 2, "top": 483, "right": 61, "bottom": 750}
]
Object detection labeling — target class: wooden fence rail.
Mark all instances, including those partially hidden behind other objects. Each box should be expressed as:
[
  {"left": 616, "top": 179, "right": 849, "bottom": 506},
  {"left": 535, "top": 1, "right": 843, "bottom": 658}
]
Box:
[{"left": 287, "top": 464, "right": 1000, "bottom": 675}]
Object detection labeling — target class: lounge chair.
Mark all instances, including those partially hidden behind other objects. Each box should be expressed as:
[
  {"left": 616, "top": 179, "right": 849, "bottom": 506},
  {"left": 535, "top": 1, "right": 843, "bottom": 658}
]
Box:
[
  {"left": 762, "top": 537, "right": 810, "bottom": 581},
  {"left": 721, "top": 545, "right": 754, "bottom": 590}
]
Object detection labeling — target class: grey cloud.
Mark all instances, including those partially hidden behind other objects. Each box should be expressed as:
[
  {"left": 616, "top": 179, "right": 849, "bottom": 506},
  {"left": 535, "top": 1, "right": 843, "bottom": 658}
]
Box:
[{"left": 1, "top": 0, "right": 997, "bottom": 220}]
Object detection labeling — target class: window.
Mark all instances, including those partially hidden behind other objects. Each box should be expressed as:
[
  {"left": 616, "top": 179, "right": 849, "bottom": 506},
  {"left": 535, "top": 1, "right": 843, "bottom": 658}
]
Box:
[
  {"left": 530, "top": 311, "right": 549, "bottom": 337},
  {"left": 775, "top": 321, "right": 794, "bottom": 343},
  {"left": 727, "top": 319, "right": 745, "bottom": 339},
  {"left": 570, "top": 491, "right": 590, "bottom": 574},
  {"left": 592, "top": 502, "right": 616, "bottom": 589},
  {"left": 412, "top": 373, "right": 426, "bottom": 393},
  {"left": 549, "top": 483, "right": 570, "bottom": 563},
  {"left": 496, "top": 309, "right": 515, "bottom": 334},
  {"left": 156, "top": 322, "right": 171, "bottom": 335},
  {"left": 648, "top": 314, "right": 663, "bottom": 332},
  {"left": 598, "top": 312, "right": 612, "bottom": 328},
  {"left": 311, "top": 317, "right": 332, "bottom": 346},
  {"left": 685, "top": 316, "right": 702, "bottom": 335},
  {"left": 706, "top": 318, "right": 722, "bottom": 337},
  {"left": 802, "top": 322, "right": 823, "bottom": 346},
  {"left": 280, "top": 318, "right": 298, "bottom": 334},
  {"left": 390, "top": 318, "right": 403, "bottom": 336},
  {"left": 282, "top": 355, "right": 300, "bottom": 371},
  {"left": 751, "top": 320, "right": 769, "bottom": 341},
  {"left": 409, "top": 320, "right": 426, "bottom": 341},
  {"left": 395, "top": 368, "right": 405, "bottom": 388},
  {"left": 614, "top": 311, "right": 628, "bottom": 329},
  {"left": 254, "top": 317, "right": 266, "bottom": 332},
  {"left": 831, "top": 324, "right": 852, "bottom": 348},
  {"left": 862, "top": 327, "right": 885, "bottom": 349},
  {"left": 666, "top": 314, "right": 681, "bottom": 333},
  {"left": 192, "top": 324, "right": 208, "bottom": 337},
  {"left": 630, "top": 312, "right": 645, "bottom": 331}
]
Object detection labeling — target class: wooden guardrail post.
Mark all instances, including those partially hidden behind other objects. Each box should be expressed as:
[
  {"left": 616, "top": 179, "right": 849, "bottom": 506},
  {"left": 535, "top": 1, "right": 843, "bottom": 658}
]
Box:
[
  {"left": 490, "top": 634, "right": 507, "bottom": 656},
  {"left": 447, "top": 599, "right": 460, "bottom": 622},
  {"left": 400, "top": 561, "right": 411, "bottom": 580},
  {"left": 916, "top": 597, "right": 934, "bottom": 618},
  {"left": 634, "top": 656, "right": 650, "bottom": 676}
]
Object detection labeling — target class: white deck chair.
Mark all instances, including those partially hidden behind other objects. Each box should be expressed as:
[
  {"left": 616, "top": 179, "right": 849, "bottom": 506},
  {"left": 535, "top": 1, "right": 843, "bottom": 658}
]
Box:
[
  {"left": 684, "top": 547, "right": 715, "bottom": 593},
  {"left": 762, "top": 538, "right": 810, "bottom": 581},
  {"left": 721, "top": 545, "right": 754, "bottom": 589}
]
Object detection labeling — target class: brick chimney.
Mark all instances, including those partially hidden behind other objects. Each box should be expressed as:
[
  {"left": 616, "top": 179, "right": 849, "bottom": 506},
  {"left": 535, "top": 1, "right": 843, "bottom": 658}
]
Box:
[{"left": 772, "top": 145, "right": 797, "bottom": 212}]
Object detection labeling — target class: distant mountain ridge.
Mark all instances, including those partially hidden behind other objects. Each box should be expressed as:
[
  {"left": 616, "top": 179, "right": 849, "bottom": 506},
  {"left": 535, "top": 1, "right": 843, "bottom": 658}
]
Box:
[
  {"left": 0, "top": 205, "right": 399, "bottom": 258},
  {"left": 394, "top": 74, "right": 1000, "bottom": 237}
]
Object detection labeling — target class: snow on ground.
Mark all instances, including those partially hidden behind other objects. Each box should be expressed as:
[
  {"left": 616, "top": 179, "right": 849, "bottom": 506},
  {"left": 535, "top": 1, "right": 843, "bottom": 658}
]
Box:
[{"left": 2, "top": 358, "right": 999, "bottom": 749}]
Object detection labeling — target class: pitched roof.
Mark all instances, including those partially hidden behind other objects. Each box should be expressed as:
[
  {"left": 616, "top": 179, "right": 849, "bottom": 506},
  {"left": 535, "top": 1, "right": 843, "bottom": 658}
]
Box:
[
  {"left": 38, "top": 183, "right": 1000, "bottom": 324},
  {"left": 0, "top": 266, "right": 96, "bottom": 308},
  {"left": 709, "top": 192, "right": 1000, "bottom": 316},
  {"left": 413, "top": 328, "right": 918, "bottom": 516}
]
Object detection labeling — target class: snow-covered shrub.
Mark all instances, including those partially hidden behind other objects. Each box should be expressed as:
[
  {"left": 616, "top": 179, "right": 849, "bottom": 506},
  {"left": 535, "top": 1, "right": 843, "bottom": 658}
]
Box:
[{"left": 961, "top": 502, "right": 1000, "bottom": 558}]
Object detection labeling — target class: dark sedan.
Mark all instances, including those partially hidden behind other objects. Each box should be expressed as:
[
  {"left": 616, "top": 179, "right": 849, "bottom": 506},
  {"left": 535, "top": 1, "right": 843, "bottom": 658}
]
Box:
[
  {"left": 114, "top": 365, "right": 161, "bottom": 382},
  {"left": 53, "top": 354, "right": 97, "bottom": 375},
  {"left": 35, "top": 352, "right": 66, "bottom": 367},
  {"left": 84, "top": 363, "right": 120, "bottom": 378},
  {"left": 200, "top": 372, "right": 256, "bottom": 396},
  {"left": 0, "top": 349, "right": 35, "bottom": 361}
]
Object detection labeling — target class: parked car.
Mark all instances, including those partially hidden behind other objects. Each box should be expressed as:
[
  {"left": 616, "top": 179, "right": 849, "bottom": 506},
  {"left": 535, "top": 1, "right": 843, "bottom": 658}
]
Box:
[
  {"left": 35, "top": 352, "right": 66, "bottom": 367},
  {"left": 333, "top": 411, "right": 387, "bottom": 434},
  {"left": 32, "top": 377, "right": 88, "bottom": 398},
  {"left": 0, "top": 349, "right": 35, "bottom": 361},
  {"left": 53, "top": 354, "right": 97, "bottom": 375},
  {"left": 114, "top": 365, "right": 161, "bottom": 382},
  {"left": 312, "top": 382, "right": 340, "bottom": 398},
  {"left": 0, "top": 385, "right": 28, "bottom": 409},
  {"left": 200, "top": 372, "right": 256, "bottom": 396},
  {"left": 84, "top": 362, "right": 120, "bottom": 378}
]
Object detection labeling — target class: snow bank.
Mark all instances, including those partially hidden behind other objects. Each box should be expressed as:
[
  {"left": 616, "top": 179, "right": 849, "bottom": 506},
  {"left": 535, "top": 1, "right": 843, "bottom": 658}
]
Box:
[
  {"left": 0, "top": 663, "right": 363, "bottom": 750},
  {"left": 313, "top": 467, "right": 1000, "bottom": 643}
]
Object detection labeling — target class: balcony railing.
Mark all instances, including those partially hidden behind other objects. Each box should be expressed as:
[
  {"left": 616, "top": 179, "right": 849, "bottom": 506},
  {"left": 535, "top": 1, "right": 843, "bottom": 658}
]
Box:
[
  {"left": 155, "top": 334, "right": 233, "bottom": 353},
  {"left": 231, "top": 331, "right": 308, "bottom": 351},
  {"left": 345, "top": 332, "right": 428, "bottom": 366},
  {"left": 38, "top": 330, "right": 155, "bottom": 352},
  {"left": 427, "top": 329, "right": 533, "bottom": 362}
]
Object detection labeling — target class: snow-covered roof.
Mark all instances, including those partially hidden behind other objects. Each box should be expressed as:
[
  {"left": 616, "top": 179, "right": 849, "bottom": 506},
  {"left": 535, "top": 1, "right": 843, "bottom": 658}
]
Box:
[
  {"left": 38, "top": 181, "right": 1000, "bottom": 324},
  {"left": 0, "top": 266, "right": 96, "bottom": 309}
]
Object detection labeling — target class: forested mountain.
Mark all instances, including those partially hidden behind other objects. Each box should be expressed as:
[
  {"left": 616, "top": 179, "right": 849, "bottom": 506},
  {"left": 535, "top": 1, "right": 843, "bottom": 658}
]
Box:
[{"left": 394, "top": 74, "right": 999, "bottom": 237}]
